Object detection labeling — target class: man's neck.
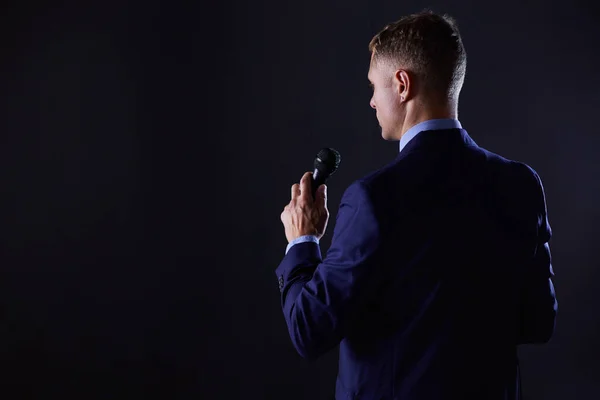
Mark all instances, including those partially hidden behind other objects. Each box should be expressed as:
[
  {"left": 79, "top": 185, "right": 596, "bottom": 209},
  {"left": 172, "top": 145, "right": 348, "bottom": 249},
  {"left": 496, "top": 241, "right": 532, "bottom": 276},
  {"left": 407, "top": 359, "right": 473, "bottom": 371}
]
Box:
[{"left": 399, "top": 101, "right": 457, "bottom": 139}]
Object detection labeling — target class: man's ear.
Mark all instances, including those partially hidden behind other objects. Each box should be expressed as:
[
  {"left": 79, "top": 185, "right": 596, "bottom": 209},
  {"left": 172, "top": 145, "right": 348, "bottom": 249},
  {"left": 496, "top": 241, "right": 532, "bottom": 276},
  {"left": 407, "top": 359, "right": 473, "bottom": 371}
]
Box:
[{"left": 394, "top": 69, "right": 411, "bottom": 102}]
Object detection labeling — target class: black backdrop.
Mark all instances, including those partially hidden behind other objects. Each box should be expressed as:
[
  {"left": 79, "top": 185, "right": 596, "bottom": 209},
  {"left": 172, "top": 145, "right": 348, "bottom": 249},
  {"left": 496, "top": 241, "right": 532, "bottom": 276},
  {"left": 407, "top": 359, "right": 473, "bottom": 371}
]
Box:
[{"left": 0, "top": 0, "right": 599, "bottom": 399}]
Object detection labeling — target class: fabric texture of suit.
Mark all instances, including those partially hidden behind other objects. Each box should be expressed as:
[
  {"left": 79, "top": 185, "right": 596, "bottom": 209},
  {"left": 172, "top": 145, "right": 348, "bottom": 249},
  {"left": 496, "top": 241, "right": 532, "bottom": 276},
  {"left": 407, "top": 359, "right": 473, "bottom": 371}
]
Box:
[{"left": 275, "top": 127, "right": 557, "bottom": 400}]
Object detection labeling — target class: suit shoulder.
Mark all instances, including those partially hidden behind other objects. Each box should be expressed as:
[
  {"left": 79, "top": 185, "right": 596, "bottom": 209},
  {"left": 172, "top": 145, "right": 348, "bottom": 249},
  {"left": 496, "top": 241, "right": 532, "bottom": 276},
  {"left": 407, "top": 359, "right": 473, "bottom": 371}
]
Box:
[
  {"left": 514, "top": 161, "right": 544, "bottom": 186},
  {"left": 503, "top": 157, "right": 545, "bottom": 190},
  {"left": 472, "top": 145, "right": 514, "bottom": 167},
  {"left": 473, "top": 146, "right": 543, "bottom": 184},
  {"left": 336, "top": 163, "right": 396, "bottom": 206},
  {"left": 351, "top": 160, "right": 400, "bottom": 195},
  {"left": 478, "top": 146, "right": 549, "bottom": 212},
  {"left": 357, "top": 163, "right": 395, "bottom": 185}
]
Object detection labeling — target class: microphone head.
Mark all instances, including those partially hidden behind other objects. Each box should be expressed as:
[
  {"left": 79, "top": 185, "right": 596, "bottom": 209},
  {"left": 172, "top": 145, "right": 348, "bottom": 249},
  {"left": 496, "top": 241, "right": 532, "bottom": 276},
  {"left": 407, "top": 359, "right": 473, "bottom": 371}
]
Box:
[{"left": 314, "top": 147, "right": 341, "bottom": 179}]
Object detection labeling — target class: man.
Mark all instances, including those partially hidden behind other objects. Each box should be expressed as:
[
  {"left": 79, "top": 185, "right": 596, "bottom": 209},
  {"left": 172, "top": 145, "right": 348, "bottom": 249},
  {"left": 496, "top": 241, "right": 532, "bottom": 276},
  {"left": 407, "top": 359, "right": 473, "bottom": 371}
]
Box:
[{"left": 277, "top": 10, "right": 557, "bottom": 400}]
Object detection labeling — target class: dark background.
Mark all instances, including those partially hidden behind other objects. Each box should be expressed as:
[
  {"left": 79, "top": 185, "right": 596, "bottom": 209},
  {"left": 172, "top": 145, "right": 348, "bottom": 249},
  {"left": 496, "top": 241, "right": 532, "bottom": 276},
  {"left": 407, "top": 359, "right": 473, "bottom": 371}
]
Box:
[{"left": 0, "top": 0, "right": 598, "bottom": 399}]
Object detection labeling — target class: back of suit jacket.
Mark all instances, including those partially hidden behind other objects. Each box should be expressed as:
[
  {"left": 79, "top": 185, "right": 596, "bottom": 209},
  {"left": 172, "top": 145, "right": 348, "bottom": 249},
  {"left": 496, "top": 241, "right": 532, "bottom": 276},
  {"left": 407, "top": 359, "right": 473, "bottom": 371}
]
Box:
[
  {"left": 342, "top": 128, "right": 555, "bottom": 398},
  {"left": 275, "top": 128, "right": 557, "bottom": 400}
]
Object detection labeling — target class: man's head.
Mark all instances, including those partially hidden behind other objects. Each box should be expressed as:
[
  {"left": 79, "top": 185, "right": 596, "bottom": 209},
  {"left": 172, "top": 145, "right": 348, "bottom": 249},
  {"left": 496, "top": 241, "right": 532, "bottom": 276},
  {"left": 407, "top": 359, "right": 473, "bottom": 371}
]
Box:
[{"left": 367, "top": 10, "right": 467, "bottom": 140}]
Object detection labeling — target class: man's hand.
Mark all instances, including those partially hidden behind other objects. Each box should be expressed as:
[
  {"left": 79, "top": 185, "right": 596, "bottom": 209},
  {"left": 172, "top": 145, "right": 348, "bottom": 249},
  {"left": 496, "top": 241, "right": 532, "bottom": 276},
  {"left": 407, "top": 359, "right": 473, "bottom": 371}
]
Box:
[{"left": 280, "top": 171, "right": 329, "bottom": 243}]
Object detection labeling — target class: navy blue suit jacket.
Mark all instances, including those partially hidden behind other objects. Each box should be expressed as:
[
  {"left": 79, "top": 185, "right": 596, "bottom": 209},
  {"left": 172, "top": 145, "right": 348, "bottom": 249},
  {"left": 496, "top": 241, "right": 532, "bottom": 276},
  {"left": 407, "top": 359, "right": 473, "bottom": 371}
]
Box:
[{"left": 275, "top": 128, "right": 557, "bottom": 399}]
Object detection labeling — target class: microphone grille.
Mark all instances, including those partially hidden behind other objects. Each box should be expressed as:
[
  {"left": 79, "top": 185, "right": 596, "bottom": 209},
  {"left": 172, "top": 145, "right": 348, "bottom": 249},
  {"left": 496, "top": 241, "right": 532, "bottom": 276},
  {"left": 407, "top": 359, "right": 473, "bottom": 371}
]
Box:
[{"left": 314, "top": 147, "right": 341, "bottom": 175}]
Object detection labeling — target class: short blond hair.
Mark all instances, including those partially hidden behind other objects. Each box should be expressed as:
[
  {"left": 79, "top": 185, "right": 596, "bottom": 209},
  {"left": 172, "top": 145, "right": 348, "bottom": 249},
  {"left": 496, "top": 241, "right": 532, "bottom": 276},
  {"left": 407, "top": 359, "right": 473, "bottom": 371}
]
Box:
[{"left": 369, "top": 10, "right": 467, "bottom": 101}]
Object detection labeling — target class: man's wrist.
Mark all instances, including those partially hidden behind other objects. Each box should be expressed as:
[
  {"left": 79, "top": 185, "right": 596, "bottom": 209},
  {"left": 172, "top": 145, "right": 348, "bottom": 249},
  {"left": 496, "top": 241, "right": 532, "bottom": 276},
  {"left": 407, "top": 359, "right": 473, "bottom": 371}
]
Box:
[{"left": 286, "top": 235, "right": 320, "bottom": 254}]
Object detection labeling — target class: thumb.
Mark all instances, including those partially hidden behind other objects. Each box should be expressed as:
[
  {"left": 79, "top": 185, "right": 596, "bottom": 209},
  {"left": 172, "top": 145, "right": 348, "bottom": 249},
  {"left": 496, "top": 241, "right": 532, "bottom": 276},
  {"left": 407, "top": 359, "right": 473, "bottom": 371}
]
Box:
[{"left": 316, "top": 184, "right": 328, "bottom": 209}]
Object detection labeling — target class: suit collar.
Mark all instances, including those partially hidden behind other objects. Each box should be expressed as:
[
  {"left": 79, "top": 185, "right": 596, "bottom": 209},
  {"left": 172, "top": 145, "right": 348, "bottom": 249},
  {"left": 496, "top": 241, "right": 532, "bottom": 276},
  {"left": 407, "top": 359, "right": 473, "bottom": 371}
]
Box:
[
  {"left": 399, "top": 119, "right": 463, "bottom": 152},
  {"left": 397, "top": 128, "right": 478, "bottom": 159}
]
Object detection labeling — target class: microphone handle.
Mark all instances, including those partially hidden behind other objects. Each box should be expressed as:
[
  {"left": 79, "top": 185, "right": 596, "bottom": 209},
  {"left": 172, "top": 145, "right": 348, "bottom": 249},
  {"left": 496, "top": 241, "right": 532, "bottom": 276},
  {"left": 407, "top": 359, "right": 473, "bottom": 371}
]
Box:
[{"left": 311, "top": 169, "right": 326, "bottom": 200}]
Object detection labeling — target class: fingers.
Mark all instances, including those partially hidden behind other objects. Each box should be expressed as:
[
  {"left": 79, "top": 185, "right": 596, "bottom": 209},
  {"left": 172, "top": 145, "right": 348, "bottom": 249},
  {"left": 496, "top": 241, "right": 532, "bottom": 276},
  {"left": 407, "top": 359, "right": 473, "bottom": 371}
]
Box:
[
  {"left": 299, "top": 171, "right": 313, "bottom": 200},
  {"left": 291, "top": 183, "right": 300, "bottom": 201},
  {"left": 280, "top": 204, "right": 288, "bottom": 223},
  {"left": 316, "top": 184, "right": 328, "bottom": 209}
]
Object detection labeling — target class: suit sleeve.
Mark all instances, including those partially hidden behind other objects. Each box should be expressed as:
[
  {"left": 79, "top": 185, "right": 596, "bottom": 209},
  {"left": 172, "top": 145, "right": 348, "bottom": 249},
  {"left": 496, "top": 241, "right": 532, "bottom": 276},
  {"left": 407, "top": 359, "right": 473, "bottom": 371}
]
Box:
[
  {"left": 274, "top": 181, "right": 381, "bottom": 360},
  {"left": 517, "top": 166, "right": 558, "bottom": 344}
]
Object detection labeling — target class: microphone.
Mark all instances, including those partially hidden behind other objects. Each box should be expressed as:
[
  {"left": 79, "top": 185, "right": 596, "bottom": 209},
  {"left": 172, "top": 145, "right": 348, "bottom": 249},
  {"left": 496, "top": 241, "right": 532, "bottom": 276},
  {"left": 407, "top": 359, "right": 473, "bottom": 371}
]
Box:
[{"left": 311, "top": 147, "right": 341, "bottom": 199}]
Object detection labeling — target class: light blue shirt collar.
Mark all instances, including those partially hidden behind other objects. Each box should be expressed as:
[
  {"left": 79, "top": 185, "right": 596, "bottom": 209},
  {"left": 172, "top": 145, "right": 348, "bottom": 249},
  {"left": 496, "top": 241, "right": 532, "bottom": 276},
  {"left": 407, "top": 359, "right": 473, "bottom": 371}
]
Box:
[{"left": 399, "top": 119, "right": 462, "bottom": 152}]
